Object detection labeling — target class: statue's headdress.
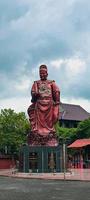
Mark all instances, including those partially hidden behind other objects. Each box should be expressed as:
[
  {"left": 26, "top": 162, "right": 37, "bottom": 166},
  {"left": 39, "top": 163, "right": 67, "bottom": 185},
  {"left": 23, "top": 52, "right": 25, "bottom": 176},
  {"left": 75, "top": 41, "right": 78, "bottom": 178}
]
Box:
[{"left": 39, "top": 65, "right": 47, "bottom": 72}]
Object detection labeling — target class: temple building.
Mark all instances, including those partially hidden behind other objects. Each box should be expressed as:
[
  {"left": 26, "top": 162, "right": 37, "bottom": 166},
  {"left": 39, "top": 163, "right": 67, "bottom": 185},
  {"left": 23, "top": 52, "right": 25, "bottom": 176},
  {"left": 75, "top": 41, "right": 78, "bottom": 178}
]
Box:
[
  {"left": 60, "top": 103, "right": 90, "bottom": 169},
  {"left": 68, "top": 139, "right": 90, "bottom": 169},
  {"left": 59, "top": 103, "right": 90, "bottom": 128}
]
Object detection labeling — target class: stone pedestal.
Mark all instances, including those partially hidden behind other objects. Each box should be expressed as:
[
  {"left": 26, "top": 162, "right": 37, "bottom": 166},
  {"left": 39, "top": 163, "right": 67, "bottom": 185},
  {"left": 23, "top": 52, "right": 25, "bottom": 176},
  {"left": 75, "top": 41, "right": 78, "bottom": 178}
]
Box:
[{"left": 19, "top": 145, "right": 61, "bottom": 173}]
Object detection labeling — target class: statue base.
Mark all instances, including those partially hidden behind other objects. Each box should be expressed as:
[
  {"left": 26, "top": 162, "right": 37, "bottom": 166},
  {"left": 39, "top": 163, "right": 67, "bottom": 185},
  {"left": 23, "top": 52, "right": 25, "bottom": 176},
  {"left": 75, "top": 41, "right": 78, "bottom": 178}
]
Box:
[
  {"left": 27, "top": 131, "right": 59, "bottom": 146},
  {"left": 19, "top": 144, "right": 62, "bottom": 173}
]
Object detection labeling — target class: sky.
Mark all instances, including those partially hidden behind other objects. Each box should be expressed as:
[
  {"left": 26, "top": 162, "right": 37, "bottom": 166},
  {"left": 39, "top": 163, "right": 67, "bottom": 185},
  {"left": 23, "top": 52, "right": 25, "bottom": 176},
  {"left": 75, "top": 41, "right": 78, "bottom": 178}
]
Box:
[{"left": 0, "top": 0, "right": 90, "bottom": 114}]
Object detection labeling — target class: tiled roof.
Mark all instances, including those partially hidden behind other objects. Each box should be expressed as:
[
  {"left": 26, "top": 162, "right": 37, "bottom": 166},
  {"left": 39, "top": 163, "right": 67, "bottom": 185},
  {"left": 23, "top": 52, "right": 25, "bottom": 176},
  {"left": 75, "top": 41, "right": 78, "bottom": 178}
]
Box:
[
  {"left": 68, "top": 139, "right": 90, "bottom": 148},
  {"left": 60, "top": 103, "right": 90, "bottom": 121}
]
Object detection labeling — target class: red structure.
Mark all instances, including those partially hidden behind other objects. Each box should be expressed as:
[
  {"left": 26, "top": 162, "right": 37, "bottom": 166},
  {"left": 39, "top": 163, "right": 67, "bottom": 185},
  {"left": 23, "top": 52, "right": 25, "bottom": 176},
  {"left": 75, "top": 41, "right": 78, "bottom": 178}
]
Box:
[
  {"left": 68, "top": 139, "right": 90, "bottom": 169},
  {"left": 27, "top": 65, "right": 60, "bottom": 146},
  {"left": 0, "top": 155, "right": 15, "bottom": 169}
]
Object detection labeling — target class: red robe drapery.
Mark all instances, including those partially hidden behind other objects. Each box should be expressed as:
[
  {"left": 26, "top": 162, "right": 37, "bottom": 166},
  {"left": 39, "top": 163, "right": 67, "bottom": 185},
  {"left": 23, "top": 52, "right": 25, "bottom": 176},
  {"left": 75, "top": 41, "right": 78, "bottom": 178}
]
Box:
[{"left": 28, "top": 80, "right": 60, "bottom": 136}]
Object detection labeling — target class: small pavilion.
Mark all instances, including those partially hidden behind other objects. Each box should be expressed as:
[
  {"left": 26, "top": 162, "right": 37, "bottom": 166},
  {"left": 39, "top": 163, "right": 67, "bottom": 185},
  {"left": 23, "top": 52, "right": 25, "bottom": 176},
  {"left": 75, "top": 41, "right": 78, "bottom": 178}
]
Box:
[{"left": 68, "top": 139, "right": 90, "bottom": 169}]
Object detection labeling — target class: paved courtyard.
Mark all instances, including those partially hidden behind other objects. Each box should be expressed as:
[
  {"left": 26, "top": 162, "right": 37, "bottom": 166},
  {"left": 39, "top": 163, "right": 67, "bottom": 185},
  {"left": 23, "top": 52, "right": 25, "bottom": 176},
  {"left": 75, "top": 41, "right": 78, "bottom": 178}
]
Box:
[
  {"left": 0, "top": 177, "right": 90, "bottom": 200},
  {"left": 1, "top": 169, "right": 90, "bottom": 181}
]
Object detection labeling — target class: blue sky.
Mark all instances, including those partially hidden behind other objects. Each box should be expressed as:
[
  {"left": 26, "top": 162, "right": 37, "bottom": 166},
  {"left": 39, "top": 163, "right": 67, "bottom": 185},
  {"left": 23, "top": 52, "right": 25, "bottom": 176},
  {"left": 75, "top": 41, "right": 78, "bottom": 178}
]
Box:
[{"left": 0, "top": 0, "right": 90, "bottom": 113}]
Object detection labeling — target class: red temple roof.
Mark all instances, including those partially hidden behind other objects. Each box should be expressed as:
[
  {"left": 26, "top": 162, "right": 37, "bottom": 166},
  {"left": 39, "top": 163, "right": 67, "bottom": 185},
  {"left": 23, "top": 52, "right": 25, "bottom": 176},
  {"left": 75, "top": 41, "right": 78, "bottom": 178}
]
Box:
[{"left": 68, "top": 139, "right": 90, "bottom": 148}]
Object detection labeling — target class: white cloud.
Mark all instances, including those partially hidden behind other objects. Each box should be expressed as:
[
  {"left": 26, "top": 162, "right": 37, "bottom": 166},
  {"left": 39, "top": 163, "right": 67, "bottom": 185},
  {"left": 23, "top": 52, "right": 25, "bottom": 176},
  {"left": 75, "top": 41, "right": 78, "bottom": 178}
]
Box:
[
  {"left": 10, "top": 11, "right": 31, "bottom": 31},
  {"left": 65, "top": 56, "right": 86, "bottom": 76},
  {"left": 49, "top": 56, "right": 86, "bottom": 76},
  {"left": 50, "top": 59, "right": 64, "bottom": 69},
  {"left": 0, "top": 97, "right": 31, "bottom": 114},
  {"left": 0, "top": 0, "right": 90, "bottom": 113},
  {"left": 14, "top": 77, "right": 31, "bottom": 91}
]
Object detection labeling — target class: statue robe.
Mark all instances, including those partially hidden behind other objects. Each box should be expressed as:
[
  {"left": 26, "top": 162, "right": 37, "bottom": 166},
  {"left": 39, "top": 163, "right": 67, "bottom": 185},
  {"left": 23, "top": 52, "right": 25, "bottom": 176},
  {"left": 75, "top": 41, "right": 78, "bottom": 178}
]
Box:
[{"left": 28, "top": 80, "right": 60, "bottom": 136}]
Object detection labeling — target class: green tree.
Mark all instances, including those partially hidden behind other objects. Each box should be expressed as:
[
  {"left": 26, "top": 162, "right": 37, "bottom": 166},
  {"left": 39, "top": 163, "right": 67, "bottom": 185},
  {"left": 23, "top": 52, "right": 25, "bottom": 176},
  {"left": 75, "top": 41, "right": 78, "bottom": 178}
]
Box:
[
  {"left": 55, "top": 118, "right": 90, "bottom": 144},
  {"left": 0, "top": 109, "right": 30, "bottom": 155},
  {"left": 55, "top": 122, "right": 77, "bottom": 143},
  {"left": 77, "top": 118, "right": 90, "bottom": 139}
]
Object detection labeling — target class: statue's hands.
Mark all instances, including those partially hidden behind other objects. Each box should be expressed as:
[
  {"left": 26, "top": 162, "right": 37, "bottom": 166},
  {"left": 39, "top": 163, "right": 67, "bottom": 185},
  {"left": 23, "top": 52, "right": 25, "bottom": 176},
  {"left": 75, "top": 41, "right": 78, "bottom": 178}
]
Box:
[{"left": 31, "top": 92, "right": 39, "bottom": 103}]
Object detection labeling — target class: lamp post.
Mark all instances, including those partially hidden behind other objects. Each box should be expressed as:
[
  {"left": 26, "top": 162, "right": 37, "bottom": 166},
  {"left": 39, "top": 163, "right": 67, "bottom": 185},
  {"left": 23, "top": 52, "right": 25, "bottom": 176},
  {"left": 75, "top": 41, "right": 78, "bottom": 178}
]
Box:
[
  {"left": 59, "top": 137, "right": 70, "bottom": 180},
  {"left": 63, "top": 142, "right": 66, "bottom": 180},
  {"left": 5, "top": 146, "right": 8, "bottom": 154}
]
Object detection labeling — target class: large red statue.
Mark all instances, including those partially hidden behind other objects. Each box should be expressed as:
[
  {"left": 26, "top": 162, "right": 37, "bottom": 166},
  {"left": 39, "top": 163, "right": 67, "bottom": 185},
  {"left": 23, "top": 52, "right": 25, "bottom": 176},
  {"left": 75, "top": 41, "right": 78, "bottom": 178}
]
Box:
[{"left": 27, "top": 65, "right": 60, "bottom": 146}]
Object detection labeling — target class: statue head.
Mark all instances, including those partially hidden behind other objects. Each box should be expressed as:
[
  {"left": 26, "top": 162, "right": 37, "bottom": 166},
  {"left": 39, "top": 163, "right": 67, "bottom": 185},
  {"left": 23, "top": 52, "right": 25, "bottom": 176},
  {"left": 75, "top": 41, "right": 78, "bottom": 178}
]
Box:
[{"left": 39, "top": 65, "right": 48, "bottom": 80}]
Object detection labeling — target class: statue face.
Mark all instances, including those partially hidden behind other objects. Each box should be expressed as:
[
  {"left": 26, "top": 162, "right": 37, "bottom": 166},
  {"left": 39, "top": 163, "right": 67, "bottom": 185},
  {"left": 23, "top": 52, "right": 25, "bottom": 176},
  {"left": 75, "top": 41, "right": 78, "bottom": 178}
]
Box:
[{"left": 39, "top": 69, "right": 48, "bottom": 80}]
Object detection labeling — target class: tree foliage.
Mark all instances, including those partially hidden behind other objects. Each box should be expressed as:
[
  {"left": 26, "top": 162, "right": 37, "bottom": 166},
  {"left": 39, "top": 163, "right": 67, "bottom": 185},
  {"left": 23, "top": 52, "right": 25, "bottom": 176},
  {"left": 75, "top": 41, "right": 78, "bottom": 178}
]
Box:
[
  {"left": 77, "top": 118, "right": 90, "bottom": 139},
  {"left": 55, "top": 118, "right": 90, "bottom": 143},
  {"left": 55, "top": 122, "right": 77, "bottom": 143},
  {"left": 0, "top": 109, "right": 30, "bottom": 155},
  {"left": 0, "top": 108, "right": 90, "bottom": 156}
]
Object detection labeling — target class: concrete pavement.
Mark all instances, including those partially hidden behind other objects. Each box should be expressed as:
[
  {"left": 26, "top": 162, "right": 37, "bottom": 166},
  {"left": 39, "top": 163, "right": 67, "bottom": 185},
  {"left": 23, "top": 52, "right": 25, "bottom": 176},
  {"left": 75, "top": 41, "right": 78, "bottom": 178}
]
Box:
[
  {"left": 0, "top": 176, "right": 90, "bottom": 200},
  {"left": 0, "top": 169, "right": 90, "bottom": 181}
]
